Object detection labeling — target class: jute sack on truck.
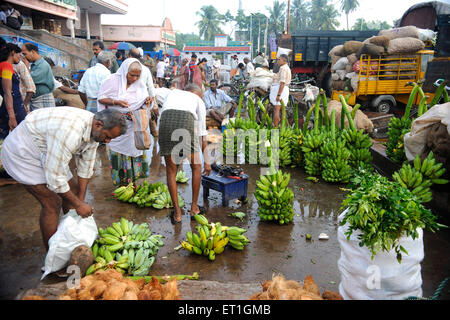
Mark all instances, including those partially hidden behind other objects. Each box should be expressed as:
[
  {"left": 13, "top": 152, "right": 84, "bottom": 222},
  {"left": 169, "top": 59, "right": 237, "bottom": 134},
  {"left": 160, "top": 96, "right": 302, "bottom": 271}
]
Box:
[
  {"left": 337, "top": 209, "right": 424, "bottom": 300},
  {"left": 331, "top": 72, "right": 340, "bottom": 81},
  {"left": 329, "top": 44, "right": 345, "bottom": 57},
  {"left": 358, "top": 43, "right": 385, "bottom": 57},
  {"left": 382, "top": 70, "right": 416, "bottom": 80},
  {"left": 379, "top": 26, "right": 420, "bottom": 40},
  {"left": 336, "top": 69, "right": 347, "bottom": 81},
  {"left": 351, "top": 73, "right": 359, "bottom": 92},
  {"left": 343, "top": 41, "right": 364, "bottom": 56},
  {"left": 327, "top": 100, "right": 374, "bottom": 133},
  {"left": 387, "top": 37, "right": 425, "bottom": 54},
  {"left": 330, "top": 54, "right": 341, "bottom": 66},
  {"left": 345, "top": 64, "right": 353, "bottom": 73},
  {"left": 346, "top": 53, "right": 358, "bottom": 65},
  {"left": 332, "top": 80, "right": 346, "bottom": 91},
  {"left": 364, "top": 35, "right": 390, "bottom": 48}
]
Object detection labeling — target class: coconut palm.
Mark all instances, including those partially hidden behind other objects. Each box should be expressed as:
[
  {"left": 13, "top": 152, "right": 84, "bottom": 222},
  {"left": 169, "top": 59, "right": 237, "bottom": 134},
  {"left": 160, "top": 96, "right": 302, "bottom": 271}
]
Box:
[
  {"left": 340, "top": 0, "right": 360, "bottom": 30},
  {"left": 310, "top": 0, "right": 340, "bottom": 30},
  {"left": 290, "top": 0, "right": 311, "bottom": 32},
  {"left": 195, "top": 5, "right": 225, "bottom": 41},
  {"left": 266, "top": 0, "right": 287, "bottom": 35}
]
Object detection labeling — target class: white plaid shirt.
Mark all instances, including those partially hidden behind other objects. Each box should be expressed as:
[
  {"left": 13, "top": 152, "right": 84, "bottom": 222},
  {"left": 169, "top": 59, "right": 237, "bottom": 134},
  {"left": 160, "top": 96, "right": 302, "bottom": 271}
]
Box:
[{"left": 24, "top": 107, "right": 99, "bottom": 193}]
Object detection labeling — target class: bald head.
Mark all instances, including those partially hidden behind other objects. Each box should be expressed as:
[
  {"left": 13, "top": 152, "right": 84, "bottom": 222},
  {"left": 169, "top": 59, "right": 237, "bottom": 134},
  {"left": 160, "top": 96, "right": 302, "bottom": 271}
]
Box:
[
  {"left": 128, "top": 48, "right": 141, "bottom": 59},
  {"left": 184, "top": 83, "right": 202, "bottom": 98}
]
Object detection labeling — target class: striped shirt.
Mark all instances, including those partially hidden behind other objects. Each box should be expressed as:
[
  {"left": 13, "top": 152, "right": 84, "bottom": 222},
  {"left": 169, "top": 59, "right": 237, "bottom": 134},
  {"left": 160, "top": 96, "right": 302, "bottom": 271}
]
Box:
[
  {"left": 13, "top": 60, "right": 36, "bottom": 99},
  {"left": 24, "top": 107, "right": 99, "bottom": 193}
]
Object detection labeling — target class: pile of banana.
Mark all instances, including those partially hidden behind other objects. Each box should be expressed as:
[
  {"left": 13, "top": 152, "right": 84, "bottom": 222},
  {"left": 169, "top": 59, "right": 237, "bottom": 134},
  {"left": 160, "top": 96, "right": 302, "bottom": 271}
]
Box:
[
  {"left": 321, "top": 110, "right": 351, "bottom": 183},
  {"left": 222, "top": 128, "right": 238, "bottom": 158},
  {"left": 87, "top": 218, "right": 164, "bottom": 276},
  {"left": 392, "top": 152, "right": 448, "bottom": 203},
  {"left": 386, "top": 117, "right": 412, "bottom": 164},
  {"left": 255, "top": 169, "right": 295, "bottom": 225},
  {"left": 340, "top": 128, "right": 372, "bottom": 169},
  {"left": 112, "top": 181, "right": 184, "bottom": 210},
  {"left": 176, "top": 171, "right": 189, "bottom": 183},
  {"left": 302, "top": 129, "right": 327, "bottom": 176},
  {"left": 278, "top": 127, "right": 297, "bottom": 168},
  {"left": 180, "top": 214, "right": 249, "bottom": 261}
]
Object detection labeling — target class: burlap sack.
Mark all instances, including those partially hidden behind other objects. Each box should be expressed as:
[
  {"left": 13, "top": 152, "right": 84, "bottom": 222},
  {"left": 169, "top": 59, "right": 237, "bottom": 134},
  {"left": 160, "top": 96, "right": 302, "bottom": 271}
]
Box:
[
  {"left": 330, "top": 53, "right": 341, "bottom": 66},
  {"left": 329, "top": 44, "right": 344, "bottom": 57},
  {"left": 425, "top": 123, "right": 450, "bottom": 168},
  {"left": 336, "top": 69, "right": 347, "bottom": 80},
  {"left": 347, "top": 53, "right": 358, "bottom": 65},
  {"left": 327, "top": 100, "right": 374, "bottom": 133},
  {"left": 382, "top": 70, "right": 416, "bottom": 80},
  {"left": 53, "top": 89, "right": 85, "bottom": 109},
  {"left": 381, "top": 59, "right": 417, "bottom": 71},
  {"left": 345, "top": 64, "right": 354, "bottom": 73},
  {"left": 351, "top": 73, "right": 359, "bottom": 92},
  {"left": 331, "top": 57, "right": 349, "bottom": 71},
  {"left": 332, "top": 80, "right": 346, "bottom": 91},
  {"left": 331, "top": 72, "right": 340, "bottom": 81},
  {"left": 379, "top": 26, "right": 419, "bottom": 40},
  {"left": 358, "top": 43, "right": 385, "bottom": 57},
  {"left": 387, "top": 37, "right": 425, "bottom": 54},
  {"left": 364, "top": 35, "right": 390, "bottom": 48},
  {"left": 343, "top": 41, "right": 364, "bottom": 55}
]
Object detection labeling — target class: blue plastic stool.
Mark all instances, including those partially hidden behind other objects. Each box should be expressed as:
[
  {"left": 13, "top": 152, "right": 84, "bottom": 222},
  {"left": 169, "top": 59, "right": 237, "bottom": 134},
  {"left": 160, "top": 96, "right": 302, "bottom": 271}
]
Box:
[{"left": 202, "top": 171, "right": 249, "bottom": 207}]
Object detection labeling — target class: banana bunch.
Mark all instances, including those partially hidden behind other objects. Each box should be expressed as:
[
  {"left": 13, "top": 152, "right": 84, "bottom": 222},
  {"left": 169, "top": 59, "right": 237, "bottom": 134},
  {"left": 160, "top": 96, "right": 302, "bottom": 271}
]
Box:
[
  {"left": 88, "top": 218, "right": 164, "bottom": 276},
  {"left": 228, "top": 117, "right": 260, "bottom": 131},
  {"left": 340, "top": 128, "right": 373, "bottom": 169},
  {"left": 321, "top": 138, "right": 351, "bottom": 183},
  {"left": 392, "top": 152, "right": 448, "bottom": 203},
  {"left": 255, "top": 169, "right": 295, "bottom": 225},
  {"left": 302, "top": 129, "right": 327, "bottom": 176},
  {"left": 152, "top": 191, "right": 184, "bottom": 209},
  {"left": 180, "top": 215, "right": 248, "bottom": 261},
  {"left": 112, "top": 182, "right": 136, "bottom": 203},
  {"left": 291, "top": 130, "right": 304, "bottom": 167},
  {"left": 277, "top": 127, "right": 297, "bottom": 168},
  {"left": 222, "top": 128, "right": 238, "bottom": 158},
  {"left": 226, "top": 226, "right": 250, "bottom": 250},
  {"left": 176, "top": 171, "right": 189, "bottom": 183},
  {"left": 386, "top": 116, "right": 412, "bottom": 164}
]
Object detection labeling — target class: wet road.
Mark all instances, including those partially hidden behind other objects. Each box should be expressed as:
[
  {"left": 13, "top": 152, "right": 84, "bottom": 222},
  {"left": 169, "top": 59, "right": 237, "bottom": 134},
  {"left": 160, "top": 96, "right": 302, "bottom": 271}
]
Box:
[{"left": 0, "top": 139, "right": 449, "bottom": 300}]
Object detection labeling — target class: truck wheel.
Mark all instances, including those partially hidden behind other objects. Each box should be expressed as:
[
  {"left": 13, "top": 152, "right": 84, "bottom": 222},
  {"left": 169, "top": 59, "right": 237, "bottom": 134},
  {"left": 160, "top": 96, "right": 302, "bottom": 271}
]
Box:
[{"left": 374, "top": 100, "right": 392, "bottom": 114}]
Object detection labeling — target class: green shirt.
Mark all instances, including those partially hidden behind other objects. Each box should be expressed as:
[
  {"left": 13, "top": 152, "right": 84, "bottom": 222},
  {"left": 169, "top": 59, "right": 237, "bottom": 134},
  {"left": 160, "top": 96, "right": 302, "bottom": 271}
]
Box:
[{"left": 30, "top": 57, "right": 55, "bottom": 98}]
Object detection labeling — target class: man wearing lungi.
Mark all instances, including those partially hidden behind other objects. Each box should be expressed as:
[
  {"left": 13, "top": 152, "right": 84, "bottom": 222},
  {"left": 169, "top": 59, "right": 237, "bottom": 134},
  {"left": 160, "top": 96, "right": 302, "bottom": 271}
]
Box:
[
  {"left": 269, "top": 54, "right": 291, "bottom": 127},
  {"left": 0, "top": 107, "right": 127, "bottom": 250},
  {"left": 158, "top": 84, "right": 212, "bottom": 224}
]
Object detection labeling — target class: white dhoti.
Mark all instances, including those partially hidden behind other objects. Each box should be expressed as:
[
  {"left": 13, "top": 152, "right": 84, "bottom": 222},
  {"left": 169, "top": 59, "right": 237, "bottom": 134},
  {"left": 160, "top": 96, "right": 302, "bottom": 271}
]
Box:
[
  {"left": 0, "top": 121, "right": 72, "bottom": 186},
  {"left": 269, "top": 83, "right": 289, "bottom": 106}
]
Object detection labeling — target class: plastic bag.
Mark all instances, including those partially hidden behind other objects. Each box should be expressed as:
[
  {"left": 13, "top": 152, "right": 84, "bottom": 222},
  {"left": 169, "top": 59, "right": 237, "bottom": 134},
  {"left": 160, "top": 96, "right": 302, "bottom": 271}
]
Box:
[
  {"left": 331, "top": 57, "right": 348, "bottom": 71},
  {"left": 276, "top": 47, "right": 292, "bottom": 58},
  {"left": 404, "top": 103, "right": 450, "bottom": 161},
  {"left": 41, "top": 209, "right": 98, "bottom": 280},
  {"left": 417, "top": 28, "right": 437, "bottom": 42},
  {"left": 337, "top": 209, "right": 424, "bottom": 300}
]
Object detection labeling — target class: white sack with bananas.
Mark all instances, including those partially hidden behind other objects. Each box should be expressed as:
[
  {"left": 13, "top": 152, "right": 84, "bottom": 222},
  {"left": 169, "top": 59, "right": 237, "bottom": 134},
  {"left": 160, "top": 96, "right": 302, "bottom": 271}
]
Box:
[
  {"left": 404, "top": 103, "right": 450, "bottom": 161},
  {"left": 337, "top": 209, "right": 424, "bottom": 300},
  {"left": 42, "top": 209, "right": 98, "bottom": 280}
]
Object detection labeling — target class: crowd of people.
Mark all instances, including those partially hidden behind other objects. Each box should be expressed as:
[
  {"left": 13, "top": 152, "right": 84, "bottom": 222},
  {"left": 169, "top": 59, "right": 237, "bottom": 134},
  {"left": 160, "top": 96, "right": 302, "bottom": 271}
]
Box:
[{"left": 0, "top": 36, "right": 291, "bottom": 249}]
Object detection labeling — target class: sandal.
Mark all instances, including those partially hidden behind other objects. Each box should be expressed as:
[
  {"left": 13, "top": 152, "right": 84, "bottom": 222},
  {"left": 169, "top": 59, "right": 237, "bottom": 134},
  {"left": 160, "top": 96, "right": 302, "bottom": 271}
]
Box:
[
  {"left": 190, "top": 206, "right": 207, "bottom": 220},
  {"left": 169, "top": 209, "right": 182, "bottom": 225}
]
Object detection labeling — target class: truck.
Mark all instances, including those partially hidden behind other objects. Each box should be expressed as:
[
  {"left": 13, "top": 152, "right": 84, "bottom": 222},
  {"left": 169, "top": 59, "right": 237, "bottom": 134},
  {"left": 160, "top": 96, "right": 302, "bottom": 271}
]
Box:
[{"left": 276, "top": 30, "right": 379, "bottom": 95}]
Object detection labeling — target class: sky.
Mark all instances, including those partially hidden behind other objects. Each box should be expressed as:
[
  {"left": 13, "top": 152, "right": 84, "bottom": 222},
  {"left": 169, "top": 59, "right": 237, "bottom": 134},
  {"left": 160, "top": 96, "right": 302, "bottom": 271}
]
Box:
[{"left": 101, "top": 0, "right": 434, "bottom": 35}]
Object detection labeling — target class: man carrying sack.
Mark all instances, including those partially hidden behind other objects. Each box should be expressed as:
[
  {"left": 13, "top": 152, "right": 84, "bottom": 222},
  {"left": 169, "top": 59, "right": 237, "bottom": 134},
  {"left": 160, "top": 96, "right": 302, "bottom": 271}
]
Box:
[{"left": 0, "top": 107, "right": 127, "bottom": 250}]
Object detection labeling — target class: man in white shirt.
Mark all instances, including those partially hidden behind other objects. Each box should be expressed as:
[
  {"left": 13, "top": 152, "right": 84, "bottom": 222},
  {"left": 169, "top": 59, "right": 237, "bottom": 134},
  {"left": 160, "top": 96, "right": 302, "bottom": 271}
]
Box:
[
  {"left": 156, "top": 57, "right": 166, "bottom": 88},
  {"left": 78, "top": 51, "right": 112, "bottom": 113},
  {"left": 0, "top": 107, "right": 126, "bottom": 250},
  {"left": 243, "top": 57, "right": 255, "bottom": 78},
  {"left": 137, "top": 45, "right": 144, "bottom": 58},
  {"left": 158, "top": 84, "right": 211, "bottom": 224}
]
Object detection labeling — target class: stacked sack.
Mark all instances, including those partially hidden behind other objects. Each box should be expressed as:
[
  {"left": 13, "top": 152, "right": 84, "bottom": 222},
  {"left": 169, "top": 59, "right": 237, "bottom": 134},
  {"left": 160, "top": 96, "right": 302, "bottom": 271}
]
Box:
[{"left": 329, "top": 26, "right": 434, "bottom": 94}]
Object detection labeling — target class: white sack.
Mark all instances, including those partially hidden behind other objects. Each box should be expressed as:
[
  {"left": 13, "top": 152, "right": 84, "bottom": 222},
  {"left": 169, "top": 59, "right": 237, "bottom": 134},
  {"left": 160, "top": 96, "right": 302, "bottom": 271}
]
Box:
[{"left": 404, "top": 103, "right": 450, "bottom": 161}]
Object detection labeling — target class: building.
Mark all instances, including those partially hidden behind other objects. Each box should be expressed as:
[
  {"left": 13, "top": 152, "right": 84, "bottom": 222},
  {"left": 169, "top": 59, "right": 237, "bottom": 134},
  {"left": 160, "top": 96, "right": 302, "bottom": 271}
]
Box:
[
  {"left": 4, "top": 0, "right": 127, "bottom": 39},
  {"left": 101, "top": 18, "right": 176, "bottom": 52},
  {"left": 182, "top": 34, "right": 251, "bottom": 66}
]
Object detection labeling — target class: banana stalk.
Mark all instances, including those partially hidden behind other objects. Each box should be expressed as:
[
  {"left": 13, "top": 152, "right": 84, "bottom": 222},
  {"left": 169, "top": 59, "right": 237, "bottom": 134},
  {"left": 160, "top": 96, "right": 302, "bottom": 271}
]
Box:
[
  {"left": 236, "top": 91, "right": 245, "bottom": 119},
  {"left": 321, "top": 90, "right": 329, "bottom": 131},
  {"left": 302, "top": 105, "right": 315, "bottom": 136},
  {"left": 127, "top": 272, "right": 199, "bottom": 283},
  {"left": 429, "top": 80, "right": 447, "bottom": 108},
  {"left": 403, "top": 82, "right": 420, "bottom": 120}
]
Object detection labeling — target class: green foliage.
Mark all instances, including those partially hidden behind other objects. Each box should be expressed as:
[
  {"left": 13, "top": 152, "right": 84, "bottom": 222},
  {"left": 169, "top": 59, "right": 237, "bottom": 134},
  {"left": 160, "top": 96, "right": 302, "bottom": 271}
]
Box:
[
  {"left": 341, "top": 170, "right": 444, "bottom": 263},
  {"left": 352, "top": 18, "right": 392, "bottom": 31},
  {"left": 196, "top": 5, "right": 225, "bottom": 41}
]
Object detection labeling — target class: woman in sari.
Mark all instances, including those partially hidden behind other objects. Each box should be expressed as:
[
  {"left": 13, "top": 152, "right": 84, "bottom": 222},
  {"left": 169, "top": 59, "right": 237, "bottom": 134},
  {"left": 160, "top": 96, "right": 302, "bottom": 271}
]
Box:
[{"left": 97, "top": 58, "right": 152, "bottom": 186}]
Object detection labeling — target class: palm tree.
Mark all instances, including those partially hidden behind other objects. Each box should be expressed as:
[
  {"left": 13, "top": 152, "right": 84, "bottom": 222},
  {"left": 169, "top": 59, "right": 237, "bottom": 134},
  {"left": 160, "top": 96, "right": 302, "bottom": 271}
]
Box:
[
  {"left": 310, "top": 0, "right": 340, "bottom": 30},
  {"left": 266, "top": 0, "right": 287, "bottom": 35},
  {"left": 340, "top": 0, "right": 359, "bottom": 30},
  {"left": 290, "top": 0, "right": 311, "bottom": 32},
  {"left": 195, "top": 5, "right": 225, "bottom": 41}
]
